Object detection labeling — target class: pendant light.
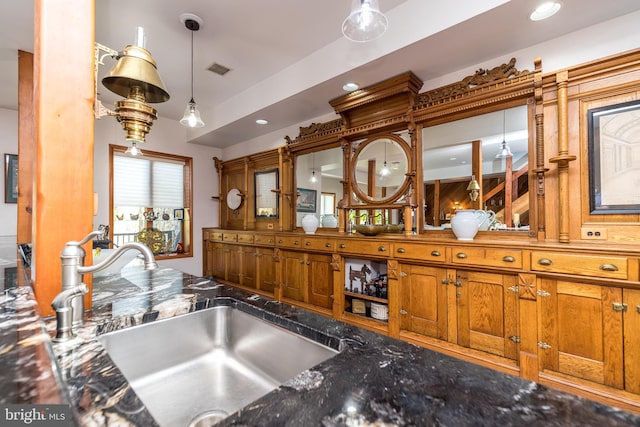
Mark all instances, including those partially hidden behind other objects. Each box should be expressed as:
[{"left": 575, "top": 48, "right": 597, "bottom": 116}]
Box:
[
  {"left": 310, "top": 153, "right": 318, "bottom": 183},
  {"left": 342, "top": 0, "right": 388, "bottom": 43},
  {"left": 180, "top": 14, "right": 205, "bottom": 128},
  {"left": 496, "top": 110, "right": 513, "bottom": 158},
  {"left": 380, "top": 140, "right": 390, "bottom": 177}
]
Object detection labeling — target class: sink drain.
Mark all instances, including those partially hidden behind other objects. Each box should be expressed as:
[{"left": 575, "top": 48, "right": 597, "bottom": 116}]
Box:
[{"left": 188, "top": 410, "right": 229, "bottom": 427}]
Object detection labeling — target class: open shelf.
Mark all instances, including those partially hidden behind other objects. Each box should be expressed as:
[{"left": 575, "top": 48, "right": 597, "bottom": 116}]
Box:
[{"left": 344, "top": 291, "right": 387, "bottom": 304}]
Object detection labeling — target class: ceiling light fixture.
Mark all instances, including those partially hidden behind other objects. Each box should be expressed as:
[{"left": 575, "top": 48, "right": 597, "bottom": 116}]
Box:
[
  {"left": 343, "top": 82, "right": 359, "bottom": 92},
  {"left": 310, "top": 153, "right": 318, "bottom": 183},
  {"left": 180, "top": 14, "right": 205, "bottom": 128},
  {"left": 467, "top": 175, "right": 480, "bottom": 201},
  {"left": 530, "top": 1, "right": 562, "bottom": 21},
  {"left": 256, "top": 119, "right": 268, "bottom": 125},
  {"left": 125, "top": 141, "right": 143, "bottom": 156},
  {"left": 380, "top": 141, "right": 390, "bottom": 177},
  {"left": 496, "top": 110, "right": 513, "bottom": 158},
  {"left": 342, "top": 0, "right": 388, "bottom": 43}
]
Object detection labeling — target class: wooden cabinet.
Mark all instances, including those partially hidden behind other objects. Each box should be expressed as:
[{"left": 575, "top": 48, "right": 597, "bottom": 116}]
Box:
[
  {"left": 280, "top": 250, "right": 305, "bottom": 301},
  {"left": 240, "top": 245, "right": 256, "bottom": 288},
  {"left": 398, "top": 264, "right": 448, "bottom": 340},
  {"left": 306, "top": 253, "right": 334, "bottom": 310},
  {"left": 624, "top": 289, "right": 640, "bottom": 395},
  {"left": 538, "top": 278, "right": 624, "bottom": 389},
  {"left": 454, "top": 270, "right": 518, "bottom": 361},
  {"left": 256, "top": 247, "right": 277, "bottom": 294}
]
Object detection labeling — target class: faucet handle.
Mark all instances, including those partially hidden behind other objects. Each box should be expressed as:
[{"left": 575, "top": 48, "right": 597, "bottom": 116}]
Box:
[{"left": 65, "top": 230, "right": 105, "bottom": 247}]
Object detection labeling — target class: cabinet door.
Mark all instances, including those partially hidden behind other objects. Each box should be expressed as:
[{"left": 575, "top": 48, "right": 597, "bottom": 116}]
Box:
[
  {"left": 281, "top": 250, "right": 304, "bottom": 301},
  {"left": 203, "top": 239, "right": 214, "bottom": 276},
  {"left": 227, "top": 245, "right": 242, "bottom": 284},
  {"left": 400, "top": 264, "right": 447, "bottom": 340},
  {"left": 212, "top": 242, "right": 225, "bottom": 280},
  {"left": 624, "top": 289, "right": 640, "bottom": 394},
  {"left": 307, "top": 253, "right": 334, "bottom": 310},
  {"left": 539, "top": 279, "right": 623, "bottom": 389},
  {"left": 456, "top": 271, "right": 518, "bottom": 360},
  {"left": 256, "top": 247, "right": 277, "bottom": 294},
  {"left": 241, "top": 246, "right": 256, "bottom": 288}
]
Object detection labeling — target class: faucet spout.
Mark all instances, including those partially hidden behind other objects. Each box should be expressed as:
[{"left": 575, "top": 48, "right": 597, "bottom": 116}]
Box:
[{"left": 78, "top": 242, "right": 158, "bottom": 275}]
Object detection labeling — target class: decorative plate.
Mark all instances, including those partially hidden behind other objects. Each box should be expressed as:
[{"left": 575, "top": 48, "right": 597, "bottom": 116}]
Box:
[{"left": 227, "top": 188, "right": 242, "bottom": 210}]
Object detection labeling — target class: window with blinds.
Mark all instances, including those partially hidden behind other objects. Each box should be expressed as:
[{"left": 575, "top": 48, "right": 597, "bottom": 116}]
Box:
[{"left": 110, "top": 145, "right": 193, "bottom": 258}]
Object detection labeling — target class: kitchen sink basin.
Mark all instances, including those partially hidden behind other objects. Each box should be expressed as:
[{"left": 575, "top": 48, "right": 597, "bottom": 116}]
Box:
[{"left": 98, "top": 305, "right": 339, "bottom": 426}]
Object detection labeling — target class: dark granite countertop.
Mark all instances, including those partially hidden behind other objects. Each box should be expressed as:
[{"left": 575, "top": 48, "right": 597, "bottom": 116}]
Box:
[{"left": 2, "top": 260, "right": 640, "bottom": 426}]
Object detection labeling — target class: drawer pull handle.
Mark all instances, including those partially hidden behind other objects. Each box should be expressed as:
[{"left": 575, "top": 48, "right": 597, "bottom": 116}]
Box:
[
  {"left": 612, "top": 302, "right": 628, "bottom": 312},
  {"left": 268, "top": 239, "right": 273, "bottom": 243},
  {"left": 305, "top": 241, "right": 311, "bottom": 246},
  {"left": 431, "top": 250, "right": 441, "bottom": 257},
  {"left": 397, "top": 248, "right": 406, "bottom": 253},
  {"left": 294, "top": 241, "right": 299, "bottom": 245},
  {"left": 502, "top": 256, "right": 516, "bottom": 263},
  {"left": 399, "top": 272, "right": 407, "bottom": 277},
  {"left": 600, "top": 263, "right": 618, "bottom": 272},
  {"left": 378, "top": 246, "right": 387, "bottom": 252},
  {"left": 538, "top": 258, "right": 552, "bottom": 266},
  {"left": 325, "top": 243, "right": 331, "bottom": 248},
  {"left": 456, "top": 252, "right": 467, "bottom": 259},
  {"left": 278, "top": 240, "right": 283, "bottom": 244},
  {"left": 299, "top": 260, "right": 304, "bottom": 264},
  {"left": 339, "top": 243, "right": 346, "bottom": 249}
]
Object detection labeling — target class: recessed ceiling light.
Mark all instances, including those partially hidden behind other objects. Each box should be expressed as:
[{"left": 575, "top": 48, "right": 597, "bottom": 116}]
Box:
[
  {"left": 530, "top": 1, "right": 562, "bottom": 21},
  {"left": 449, "top": 157, "right": 457, "bottom": 161},
  {"left": 255, "top": 119, "right": 268, "bottom": 125},
  {"left": 343, "top": 82, "right": 359, "bottom": 92}
]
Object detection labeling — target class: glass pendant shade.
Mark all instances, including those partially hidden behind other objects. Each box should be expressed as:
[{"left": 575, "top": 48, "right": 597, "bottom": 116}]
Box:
[
  {"left": 180, "top": 98, "right": 204, "bottom": 128},
  {"left": 125, "top": 141, "right": 143, "bottom": 156},
  {"left": 342, "top": 0, "right": 388, "bottom": 42},
  {"left": 496, "top": 141, "right": 513, "bottom": 158}
]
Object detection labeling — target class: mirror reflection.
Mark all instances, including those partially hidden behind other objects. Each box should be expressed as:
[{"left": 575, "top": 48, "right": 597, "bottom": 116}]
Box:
[
  {"left": 295, "top": 147, "right": 343, "bottom": 227},
  {"left": 352, "top": 134, "right": 410, "bottom": 203},
  {"left": 422, "top": 105, "right": 529, "bottom": 231}
]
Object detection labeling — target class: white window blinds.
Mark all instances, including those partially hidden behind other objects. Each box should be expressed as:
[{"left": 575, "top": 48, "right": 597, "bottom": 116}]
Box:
[{"left": 114, "top": 155, "right": 184, "bottom": 208}]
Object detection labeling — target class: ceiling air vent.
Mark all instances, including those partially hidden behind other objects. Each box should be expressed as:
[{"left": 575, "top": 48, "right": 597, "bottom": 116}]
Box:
[{"left": 208, "top": 62, "right": 231, "bottom": 76}]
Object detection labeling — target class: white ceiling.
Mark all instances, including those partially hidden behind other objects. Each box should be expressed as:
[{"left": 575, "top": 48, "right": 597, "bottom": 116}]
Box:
[{"left": 1, "top": 0, "right": 640, "bottom": 149}]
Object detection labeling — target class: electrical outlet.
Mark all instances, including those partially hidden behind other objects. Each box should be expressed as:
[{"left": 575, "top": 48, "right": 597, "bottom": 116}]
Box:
[{"left": 581, "top": 227, "right": 607, "bottom": 240}]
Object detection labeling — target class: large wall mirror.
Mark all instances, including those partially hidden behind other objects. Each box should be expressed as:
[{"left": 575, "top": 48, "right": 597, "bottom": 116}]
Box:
[
  {"left": 422, "top": 105, "right": 530, "bottom": 231},
  {"left": 350, "top": 133, "right": 411, "bottom": 205},
  {"left": 295, "top": 147, "right": 343, "bottom": 228}
]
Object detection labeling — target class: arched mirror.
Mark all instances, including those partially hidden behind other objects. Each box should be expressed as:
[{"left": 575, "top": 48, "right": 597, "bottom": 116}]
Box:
[
  {"left": 422, "top": 105, "right": 530, "bottom": 231},
  {"left": 351, "top": 133, "right": 411, "bottom": 205}
]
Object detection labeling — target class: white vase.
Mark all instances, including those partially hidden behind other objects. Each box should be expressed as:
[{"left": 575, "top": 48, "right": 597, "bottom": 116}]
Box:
[
  {"left": 302, "top": 214, "right": 319, "bottom": 234},
  {"left": 321, "top": 214, "right": 338, "bottom": 228},
  {"left": 451, "top": 210, "right": 479, "bottom": 241}
]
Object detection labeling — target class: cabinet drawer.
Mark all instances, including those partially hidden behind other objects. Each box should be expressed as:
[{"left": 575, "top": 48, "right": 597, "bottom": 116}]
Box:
[
  {"left": 393, "top": 242, "right": 445, "bottom": 261},
  {"left": 236, "top": 233, "right": 254, "bottom": 244},
  {"left": 302, "top": 237, "right": 336, "bottom": 252},
  {"left": 276, "top": 235, "right": 303, "bottom": 249},
  {"left": 222, "top": 233, "right": 237, "bottom": 242},
  {"left": 451, "top": 247, "right": 522, "bottom": 269},
  {"left": 206, "top": 231, "right": 222, "bottom": 241},
  {"left": 254, "top": 234, "right": 275, "bottom": 245},
  {"left": 337, "top": 239, "right": 389, "bottom": 257},
  {"left": 531, "top": 251, "right": 627, "bottom": 279}
]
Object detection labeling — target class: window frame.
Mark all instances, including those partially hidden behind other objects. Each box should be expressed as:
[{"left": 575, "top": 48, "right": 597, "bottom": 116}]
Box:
[{"left": 109, "top": 144, "right": 194, "bottom": 260}]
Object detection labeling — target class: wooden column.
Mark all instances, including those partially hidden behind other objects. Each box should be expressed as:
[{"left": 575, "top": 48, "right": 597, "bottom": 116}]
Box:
[
  {"left": 33, "top": 0, "right": 95, "bottom": 316},
  {"left": 17, "top": 50, "right": 34, "bottom": 245},
  {"left": 549, "top": 71, "right": 577, "bottom": 243}
]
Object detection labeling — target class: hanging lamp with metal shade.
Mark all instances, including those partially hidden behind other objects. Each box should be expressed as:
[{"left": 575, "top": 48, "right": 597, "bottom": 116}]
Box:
[{"left": 180, "top": 14, "right": 205, "bottom": 128}]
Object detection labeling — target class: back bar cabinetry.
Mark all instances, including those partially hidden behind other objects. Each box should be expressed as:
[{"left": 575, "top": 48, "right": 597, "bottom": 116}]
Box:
[{"left": 203, "top": 228, "right": 640, "bottom": 414}]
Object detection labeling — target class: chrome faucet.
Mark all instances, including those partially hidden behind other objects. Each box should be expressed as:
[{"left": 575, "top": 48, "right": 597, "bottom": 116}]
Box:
[
  {"left": 60, "top": 231, "right": 158, "bottom": 328},
  {"left": 51, "top": 284, "right": 88, "bottom": 342}
]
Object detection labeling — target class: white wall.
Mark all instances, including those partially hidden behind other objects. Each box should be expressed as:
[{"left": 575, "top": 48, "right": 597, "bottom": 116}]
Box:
[
  {"left": 222, "top": 11, "right": 640, "bottom": 160},
  {"left": 0, "top": 108, "right": 17, "bottom": 238},
  {"left": 94, "top": 117, "right": 221, "bottom": 276}
]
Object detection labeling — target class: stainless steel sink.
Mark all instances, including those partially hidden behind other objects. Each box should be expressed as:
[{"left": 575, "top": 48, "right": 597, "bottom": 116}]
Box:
[{"left": 98, "top": 305, "right": 339, "bottom": 427}]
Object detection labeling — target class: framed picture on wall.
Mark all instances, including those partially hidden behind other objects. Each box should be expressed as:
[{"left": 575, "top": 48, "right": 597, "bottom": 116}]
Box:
[
  {"left": 4, "top": 154, "right": 17, "bottom": 204},
  {"left": 173, "top": 208, "right": 184, "bottom": 220},
  {"left": 296, "top": 188, "right": 317, "bottom": 213},
  {"left": 588, "top": 99, "right": 640, "bottom": 214}
]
